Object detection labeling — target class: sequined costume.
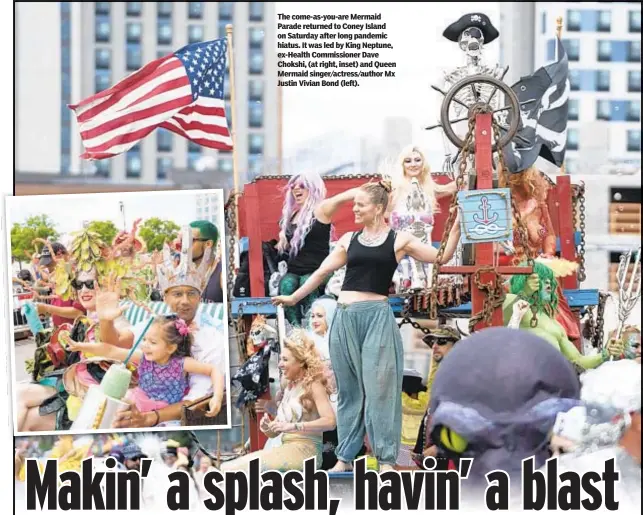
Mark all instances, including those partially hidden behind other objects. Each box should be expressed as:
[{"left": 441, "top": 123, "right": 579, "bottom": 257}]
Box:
[{"left": 126, "top": 356, "right": 189, "bottom": 412}]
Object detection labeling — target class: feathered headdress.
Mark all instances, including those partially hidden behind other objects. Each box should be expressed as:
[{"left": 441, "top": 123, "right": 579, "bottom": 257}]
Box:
[{"left": 156, "top": 226, "right": 214, "bottom": 294}]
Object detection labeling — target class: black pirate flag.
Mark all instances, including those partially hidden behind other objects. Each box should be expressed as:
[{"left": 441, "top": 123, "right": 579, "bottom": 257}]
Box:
[{"left": 503, "top": 37, "right": 570, "bottom": 174}]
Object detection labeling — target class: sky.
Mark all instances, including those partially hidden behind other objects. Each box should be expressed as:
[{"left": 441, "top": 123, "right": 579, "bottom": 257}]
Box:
[
  {"left": 6, "top": 190, "right": 223, "bottom": 238},
  {"left": 278, "top": 2, "right": 500, "bottom": 168}
]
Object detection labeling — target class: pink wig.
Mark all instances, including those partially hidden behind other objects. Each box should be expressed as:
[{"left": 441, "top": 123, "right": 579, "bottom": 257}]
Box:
[{"left": 279, "top": 171, "right": 327, "bottom": 259}]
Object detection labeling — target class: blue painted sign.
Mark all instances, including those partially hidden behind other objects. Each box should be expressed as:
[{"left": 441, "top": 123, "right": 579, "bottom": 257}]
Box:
[{"left": 457, "top": 188, "right": 513, "bottom": 244}]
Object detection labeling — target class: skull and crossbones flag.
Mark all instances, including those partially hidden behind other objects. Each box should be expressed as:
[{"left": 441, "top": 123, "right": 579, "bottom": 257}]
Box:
[{"left": 502, "top": 37, "right": 570, "bottom": 174}]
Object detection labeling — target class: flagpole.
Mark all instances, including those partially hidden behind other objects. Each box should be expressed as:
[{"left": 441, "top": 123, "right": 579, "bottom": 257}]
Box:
[
  {"left": 556, "top": 16, "right": 566, "bottom": 176},
  {"left": 225, "top": 24, "right": 241, "bottom": 267}
]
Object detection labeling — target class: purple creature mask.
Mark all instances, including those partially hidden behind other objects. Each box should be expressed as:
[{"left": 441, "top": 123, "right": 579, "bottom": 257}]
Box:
[{"left": 429, "top": 327, "right": 581, "bottom": 486}]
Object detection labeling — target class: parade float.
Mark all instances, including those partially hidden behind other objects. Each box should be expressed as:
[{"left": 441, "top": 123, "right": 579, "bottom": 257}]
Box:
[{"left": 210, "top": 14, "right": 642, "bottom": 469}]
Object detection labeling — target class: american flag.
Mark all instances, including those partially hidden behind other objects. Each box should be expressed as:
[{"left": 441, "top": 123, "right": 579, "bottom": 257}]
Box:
[{"left": 70, "top": 38, "right": 233, "bottom": 160}]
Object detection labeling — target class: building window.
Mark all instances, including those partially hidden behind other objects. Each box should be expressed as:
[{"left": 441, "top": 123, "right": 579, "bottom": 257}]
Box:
[
  {"left": 95, "top": 17, "right": 111, "bottom": 43},
  {"left": 188, "top": 151, "right": 202, "bottom": 170},
  {"left": 95, "top": 70, "right": 111, "bottom": 93},
  {"left": 95, "top": 2, "right": 110, "bottom": 15},
  {"left": 596, "top": 70, "right": 610, "bottom": 92},
  {"left": 188, "top": 25, "right": 204, "bottom": 44},
  {"left": 188, "top": 140, "right": 203, "bottom": 155},
  {"left": 126, "top": 2, "right": 142, "bottom": 17},
  {"left": 94, "top": 160, "right": 111, "bottom": 178},
  {"left": 249, "top": 80, "right": 264, "bottom": 101},
  {"left": 564, "top": 39, "right": 580, "bottom": 61},
  {"left": 627, "top": 101, "right": 641, "bottom": 122},
  {"left": 157, "top": 129, "right": 173, "bottom": 152},
  {"left": 126, "top": 43, "right": 142, "bottom": 70},
  {"left": 157, "top": 49, "right": 169, "bottom": 59},
  {"left": 541, "top": 11, "right": 546, "bottom": 35},
  {"left": 597, "top": 10, "right": 611, "bottom": 32},
  {"left": 249, "top": 2, "right": 264, "bottom": 22},
  {"left": 158, "top": 20, "right": 172, "bottom": 45},
  {"left": 569, "top": 70, "right": 581, "bottom": 91},
  {"left": 157, "top": 2, "right": 172, "bottom": 18},
  {"left": 188, "top": 2, "right": 203, "bottom": 19},
  {"left": 249, "top": 102, "right": 264, "bottom": 128},
  {"left": 157, "top": 157, "right": 173, "bottom": 180},
  {"left": 566, "top": 9, "right": 581, "bottom": 31},
  {"left": 567, "top": 128, "right": 579, "bottom": 151},
  {"left": 95, "top": 48, "right": 111, "bottom": 69},
  {"left": 249, "top": 134, "right": 264, "bottom": 154},
  {"left": 126, "top": 22, "right": 142, "bottom": 42},
  {"left": 248, "top": 155, "right": 263, "bottom": 179},
  {"left": 249, "top": 28, "right": 264, "bottom": 49},
  {"left": 597, "top": 40, "right": 612, "bottom": 62},
  {"left": 627, "top": 40, "right": 641, "bottom": 62},
  {"left": 627, "top": 130, "right": 641, "bottom": 152},
  {"left": 596, "top": 100, "right": 611, "bottom": 121},
  {"left": 126, "top": 145, "right": 142, "bottom": 178},
  {"left": 629, "top": 11, "right": 641, "bottom": 33},
  {"left": 249, "top": 49, "right": 264, "bottom": 75},
  {"left": 568, "top": 99, "right": 579, "bottom": 121},
  {"left": 628, "top": 70, "right": 641, "bottom": 92},
  {"left": 218, "top": 158, "right": 233, "bottom": 174},
  {"left": 219, "top": 2, "right": 233, "bottom": 21}
]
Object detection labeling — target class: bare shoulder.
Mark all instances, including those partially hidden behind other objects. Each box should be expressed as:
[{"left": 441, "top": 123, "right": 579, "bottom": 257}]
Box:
[
  {"left": 311, "top": 380, "right": 327, "bottom": 396},
  {"left": 394, "top": 230, "right": 412, "bottom": 248},
  {"left": 336, "top": 232, "right": 353, "bottom": 250}
]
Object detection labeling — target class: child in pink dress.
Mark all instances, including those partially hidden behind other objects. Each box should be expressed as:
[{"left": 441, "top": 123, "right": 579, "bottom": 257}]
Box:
[{"left": 71, "top": 315, "right": 224, "bottom": 418}]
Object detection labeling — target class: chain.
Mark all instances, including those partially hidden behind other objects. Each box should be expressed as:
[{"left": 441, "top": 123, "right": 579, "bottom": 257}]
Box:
[
  {"left": 250, "top": 173, "right": 383, "bottom": 183},
  {"left": 583, "top": 305, "right": 597, "bottom": 345},
  {"left": 576, "top": 182, "right": 587, "bottom": 283},
  {"left": 428, "top": 117, "right": 474, "bottom": 320},
  {"left": 593, "top": 292, "right": 608, "bottom": 350},
  {"left": 468, "top": 266, "right": 506, "bottom": 333},
  {"left": 398, "top": 298, "right": 433, "bottom": 334},
  {"left": 224, "top": 191, "right": 240, "bottom": 328}
]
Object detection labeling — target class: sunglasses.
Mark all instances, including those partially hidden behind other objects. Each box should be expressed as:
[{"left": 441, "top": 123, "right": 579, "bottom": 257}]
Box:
[{"left": 71, "top": 280, "right": 95, "bottom": 291}]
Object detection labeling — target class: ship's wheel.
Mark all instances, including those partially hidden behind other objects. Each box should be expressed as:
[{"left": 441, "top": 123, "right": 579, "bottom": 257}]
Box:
[{"left": 436, "top": 74, "right": 522, "bottom": 153}]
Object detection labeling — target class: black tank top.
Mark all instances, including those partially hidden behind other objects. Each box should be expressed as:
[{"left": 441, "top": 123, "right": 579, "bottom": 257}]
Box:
[
  {"left": 341, "top": 230, "right": 398, "bottom": 296},
  {"left": 285, "top": 218, "right": 331, "bottom": 275},
  {"left": 202, "top": 261, "right": 224, "bottom": 303}
]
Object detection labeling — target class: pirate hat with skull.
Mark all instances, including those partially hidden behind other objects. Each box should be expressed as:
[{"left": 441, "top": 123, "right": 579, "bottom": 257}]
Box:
[{"left": 443, "top": 13, "right": 499, "bottom": 51}]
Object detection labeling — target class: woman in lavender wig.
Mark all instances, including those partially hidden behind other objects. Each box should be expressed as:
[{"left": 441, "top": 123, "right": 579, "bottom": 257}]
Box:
[{"left": 277, "top": 171, "right": 358, "bottom": 325}]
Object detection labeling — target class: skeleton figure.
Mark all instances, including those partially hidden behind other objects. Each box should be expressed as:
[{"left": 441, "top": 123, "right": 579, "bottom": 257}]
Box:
[{"left": 440, "top": 13, "right": 506, "bottom": 174}]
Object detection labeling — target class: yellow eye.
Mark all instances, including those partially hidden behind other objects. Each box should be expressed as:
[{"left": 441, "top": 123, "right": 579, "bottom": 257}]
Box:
[{"left": 440, "top": 427, "right": 468, "bottom": 453}]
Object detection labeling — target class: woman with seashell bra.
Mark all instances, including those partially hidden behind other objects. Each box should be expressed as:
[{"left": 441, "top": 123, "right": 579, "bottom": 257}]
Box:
[
  {"left": 218, "top": 330, "right": 336, "bottom": 472},
  {"left": 388, "top": 145, "right": 462, "bottom": 302}
]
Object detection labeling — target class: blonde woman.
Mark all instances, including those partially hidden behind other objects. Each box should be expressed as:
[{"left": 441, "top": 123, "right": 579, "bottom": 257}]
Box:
[
  {"left": 388, "top": 145, "right": 460, "bottom": 295},
  {"left": 219, "top": 330, "right": 336, "bottom": 472}
]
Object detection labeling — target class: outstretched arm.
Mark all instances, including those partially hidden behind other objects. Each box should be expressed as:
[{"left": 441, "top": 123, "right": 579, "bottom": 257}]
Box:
[
  {"left": 402, "top": 209, "right": 461, "bottom": 264},
  {"left": 183, "top": 358, "right": 225, "bottom": 417},
  {"left": 314, "top": 188, "right": 359, "bottom": 224},
  {"left": 559, "top": 337, "right": 605, "bottom": 370},
  {"left": 273, "top": 234, "right": 349, "bottom": 306}
]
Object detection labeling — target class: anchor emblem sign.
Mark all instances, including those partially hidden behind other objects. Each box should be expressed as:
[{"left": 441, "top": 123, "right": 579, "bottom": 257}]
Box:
[
  {"left": 457, "top": 189, "right": 513, "bottom": 244},
  {"left": 473, "top": 196, "right": 498, "bottom": 225}
]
